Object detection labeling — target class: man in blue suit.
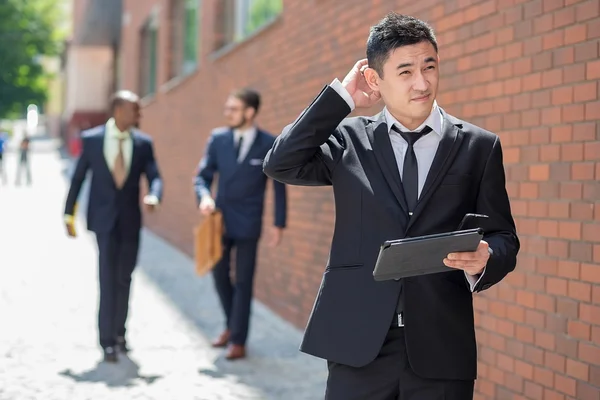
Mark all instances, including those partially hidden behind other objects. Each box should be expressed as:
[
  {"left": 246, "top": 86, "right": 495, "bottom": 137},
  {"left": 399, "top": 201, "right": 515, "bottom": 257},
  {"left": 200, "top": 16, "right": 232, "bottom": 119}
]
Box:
[
  {"left": 194, "top": 88, "right": 287, "bottom": 360},
  {"left": 64, "top": 90, "right": 163, "bottom": 362}
]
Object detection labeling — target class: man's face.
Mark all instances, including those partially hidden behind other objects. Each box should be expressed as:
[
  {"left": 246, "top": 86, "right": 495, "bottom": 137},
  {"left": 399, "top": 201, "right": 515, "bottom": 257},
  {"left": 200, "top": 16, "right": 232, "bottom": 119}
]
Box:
[
  {"left": 115, "top": 101, "right": 141, "bottom": 129},
  {"left": 366, "top": 41, "right": 439, "bottom": 127},
  {"left": 223, "top": 96, "right": 254, "bottom": 129}
]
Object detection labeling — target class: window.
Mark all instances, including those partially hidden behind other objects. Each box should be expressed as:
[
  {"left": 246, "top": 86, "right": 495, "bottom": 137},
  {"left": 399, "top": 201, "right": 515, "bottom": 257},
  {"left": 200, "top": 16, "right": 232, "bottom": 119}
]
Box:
[
  {"left": 219, "top": 0, "right": 282, "bottom": 45},
  {"left": 138, "top": 13, "right": 159, "bottom": 97},
  {"left": 168, "top": 0, "right": 200, "bottom": 78},
  {"left": 236, "top": 0, "right": 282, "bottom": 40}
]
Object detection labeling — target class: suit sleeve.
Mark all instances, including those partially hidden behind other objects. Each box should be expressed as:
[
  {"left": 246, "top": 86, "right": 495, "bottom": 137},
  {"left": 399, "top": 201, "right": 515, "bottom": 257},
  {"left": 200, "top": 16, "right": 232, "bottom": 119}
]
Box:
[
  {"left": 262, "top": 85, "right": 351, "bottom": 186},
  {"left": 64, "top": 139, "right": 90, "bottom": 216},
  {"left": 272, "top": 178, "right": 287, "bottom": 228},
  {"left": 473, "top": 136, "right": 520, "bottom": 293},
  {"left": 145, "top": 140, "right": 163, "bottom": 201},
  {"left": 194, "top": 133, "right": 218, "bottom": 204}
]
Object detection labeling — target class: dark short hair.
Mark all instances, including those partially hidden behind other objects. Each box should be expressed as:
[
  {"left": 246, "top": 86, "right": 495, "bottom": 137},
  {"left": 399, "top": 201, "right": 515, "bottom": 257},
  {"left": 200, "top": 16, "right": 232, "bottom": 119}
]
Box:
[
  {"left": 231, "top": 88, "right": 261, "bottom": 114},
  {"left": 367, "top": 13, "right": 438, "bottom": 77},
  {"left": 109, "top": 90, "right": 140, "bottom": 114}
]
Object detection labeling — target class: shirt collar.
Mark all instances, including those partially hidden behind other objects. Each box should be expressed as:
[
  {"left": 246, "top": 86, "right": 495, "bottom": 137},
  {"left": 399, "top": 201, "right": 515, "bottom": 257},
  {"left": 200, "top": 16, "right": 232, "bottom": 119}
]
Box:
[
  {"left": 233, "top": 126, "right": 257, "bottom": 142},
  {"left": 384, "top": 101, "right": 442, "bottom": 136},
  {"left": 106, "top": 118, "right": 132, "bottom": 140}
]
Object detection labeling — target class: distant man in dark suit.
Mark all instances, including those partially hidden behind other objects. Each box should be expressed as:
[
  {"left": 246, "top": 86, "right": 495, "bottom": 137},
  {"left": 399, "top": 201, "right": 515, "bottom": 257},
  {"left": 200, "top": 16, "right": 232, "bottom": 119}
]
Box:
[
  {"left": 64, "top": 90, "right": 163, "bottom": 363},
  {"left": 263, "top": 13, "right": 519, "bottom": 400},
  {"left": 194, "top": 88, "right": 287, "bottom": 360}
]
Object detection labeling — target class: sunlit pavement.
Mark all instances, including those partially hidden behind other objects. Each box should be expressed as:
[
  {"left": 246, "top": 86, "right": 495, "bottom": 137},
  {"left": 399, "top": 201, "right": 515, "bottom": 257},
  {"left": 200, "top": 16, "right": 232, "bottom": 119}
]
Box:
[{"left": 0, "top": 138, "right": 326, "bottom": 400}]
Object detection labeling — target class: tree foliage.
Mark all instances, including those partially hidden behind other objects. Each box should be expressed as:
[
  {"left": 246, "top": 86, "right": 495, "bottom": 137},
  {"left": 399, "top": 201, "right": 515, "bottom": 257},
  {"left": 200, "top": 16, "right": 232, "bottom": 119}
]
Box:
[
  {"left": 246, "top": 0, "right": 282, "bottom": 36},
  {"left": 0, "top": 0, "right": 65, "bottom": 118}
]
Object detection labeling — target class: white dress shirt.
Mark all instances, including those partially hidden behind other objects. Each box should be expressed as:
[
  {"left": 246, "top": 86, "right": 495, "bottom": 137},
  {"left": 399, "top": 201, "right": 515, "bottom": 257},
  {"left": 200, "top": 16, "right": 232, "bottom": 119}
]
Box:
[
  {"left": 233, "top": 126, "right": 257, "bottom": 163},
  {"left": 330, "top": 78, "right": 485, "bottom": 291},
  {"left": 104, "top": 118, "right": 133, "bottom": 172}
]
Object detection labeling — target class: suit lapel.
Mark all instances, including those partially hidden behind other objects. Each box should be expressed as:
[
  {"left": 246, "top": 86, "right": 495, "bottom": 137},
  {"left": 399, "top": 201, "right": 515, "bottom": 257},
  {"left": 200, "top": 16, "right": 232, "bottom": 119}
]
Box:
[
  {"left": 129, "top": 131, "right": 143, "bottom": 179},
  {"left": 95, "top": 128, "right": 116, "bottom": 188},
  {"left": 406, "top": 111, "right": 465, "bottom": 231},
  {"left": 232, "top": 129, "right": 262, "bottom": 174},
  {"left": 366, "top": 113, "right": 408, "bottom": 214}
]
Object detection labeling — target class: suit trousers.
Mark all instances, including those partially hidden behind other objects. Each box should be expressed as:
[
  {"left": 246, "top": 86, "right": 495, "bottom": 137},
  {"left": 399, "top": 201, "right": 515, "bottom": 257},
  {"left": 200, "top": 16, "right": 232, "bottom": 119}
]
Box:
[
  {"left": 95, "top": 221, "right": 140, "bottom": 349},
  {"left": 212, "top": 237, "right": 259, "bottom": 345},
  {"left": 325, "top": 328, "right": 474, "bottom": 400}
]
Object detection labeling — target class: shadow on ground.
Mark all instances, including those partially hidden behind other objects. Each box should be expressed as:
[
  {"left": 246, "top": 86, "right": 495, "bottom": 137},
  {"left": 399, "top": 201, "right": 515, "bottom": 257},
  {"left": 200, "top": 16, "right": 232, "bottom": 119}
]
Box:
[{"left": 56, "top": 140, "right": 326, "bottom": 399}]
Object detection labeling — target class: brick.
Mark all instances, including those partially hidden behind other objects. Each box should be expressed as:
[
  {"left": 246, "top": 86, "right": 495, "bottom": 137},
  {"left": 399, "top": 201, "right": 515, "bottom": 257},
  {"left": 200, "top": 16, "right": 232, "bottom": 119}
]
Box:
[
  {"left": 578, "top": 342, "right": 600, "bottom": 366},
  {"left": 554, "top": 374, "right": 577, "bottom": 397},
  {"left": 581, "top": 264, "right": 600, "bottom": 284},
  {"left": 586, "top": 59, "right": 600, "bottom": 79},
  {"left": 570, "top": 241, "right": 593, "bottom": 262},
  {"left": 576, "top": 0, "right": 600, "bottom": 21},
  {"left": 573, "top": 82, "right": 598, "bottom": 102},
  {"left": 565, "top": 24, "right": 588, "bottom": 44},
  {"left": 567, "top": 280, "right": 591, "bottom": 301},
  {"left": 573, "top": 122, "right": 597, "bottom": 141},
  {"left": 546, "top": 352, "right": 567, "bottom": 374},
  {"left": 552, "top": 86, "right": 573, "bottom": 105},
  {"left": 588, "top": 17, "right": 600, "bottom": 39},
  {"left": 552, "top": 47, "right": 574, "bottom": 66},
  {"left": 575, "top": 41, "right": 599, "bottom": 62},
  {"left": 567, "top": 359, "right": 589, "bottom": 381},
  {"left": 580, "top": 303, "right": 600, "bottom": 325},
  {"left": 529, "top": 164, "right": 550, "bottom": 181},
  {"left": 534, "top": 365, "right": 556, "bottom": 387},
  {"left": 549, "top": 201, "right": 570, "bottom": 218},
  {"left": 543, "top": 30, "right": 565, "bottom": 50},
  {"left": 571, "top": 202, "right": 595, "bottom": 220},
  {"left": 541, "top": 144, "right": 561, "bottom": 161},
  {"left": 562, "top": 104, "right": 586, "bottom": 122},
  {"left": 585, "top": 101, "right": 600, "bottom": 120},
  {"left": 561, "top": 143, "right": 584, "bottom": 161},
  {"left": 547, "top": 277, "right": 569, "bottom": 296},
  {"left": 542, "top": 69, "right": 563, "bottom": 88},
  {"left": 558, "top": 260, "right": 580, "bottom": 279},
  {"left": 560, "top": 182, "right": 583, "bottom": 200},
  {"left": 567, "top": 320, "right": 589, "bottom": 342},
  {"left": 555, "top": 4, "right": 576, "bottom": 27}
]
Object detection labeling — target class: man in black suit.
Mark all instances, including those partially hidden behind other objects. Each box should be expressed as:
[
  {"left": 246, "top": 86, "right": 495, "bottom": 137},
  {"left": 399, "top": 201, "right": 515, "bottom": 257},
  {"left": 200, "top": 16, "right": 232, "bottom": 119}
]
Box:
[
  {"left": 194, "top": 88, "right": 287, "bottom": 360},
  {"left": 263, "top": 13, "right": 519, "bottom": 400},
  {"left": 64, "top": 90, "right": 163, "bottom": 362}
]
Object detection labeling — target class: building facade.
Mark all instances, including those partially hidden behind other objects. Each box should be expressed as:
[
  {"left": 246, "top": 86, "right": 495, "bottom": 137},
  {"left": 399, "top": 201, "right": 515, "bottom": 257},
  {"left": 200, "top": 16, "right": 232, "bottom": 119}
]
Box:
[
  {"left": 118, "top": 0, "right": 600, "bottom": 398},
  {"left": 61, "top": 0, "right": 123, "bottom": 153}
]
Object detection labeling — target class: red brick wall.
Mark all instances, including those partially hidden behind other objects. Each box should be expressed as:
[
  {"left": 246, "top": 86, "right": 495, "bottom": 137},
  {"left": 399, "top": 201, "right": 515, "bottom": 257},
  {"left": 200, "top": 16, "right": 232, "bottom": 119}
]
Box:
[{"left": 120, "top": 0, "right": 600, "bottom": 398}]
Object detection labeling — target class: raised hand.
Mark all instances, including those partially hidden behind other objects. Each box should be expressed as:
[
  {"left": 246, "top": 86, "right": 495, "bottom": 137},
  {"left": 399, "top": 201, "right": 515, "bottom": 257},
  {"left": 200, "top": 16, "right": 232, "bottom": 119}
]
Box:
[{"left": 341, "top": 59, "right": 382, "bottom": 108}]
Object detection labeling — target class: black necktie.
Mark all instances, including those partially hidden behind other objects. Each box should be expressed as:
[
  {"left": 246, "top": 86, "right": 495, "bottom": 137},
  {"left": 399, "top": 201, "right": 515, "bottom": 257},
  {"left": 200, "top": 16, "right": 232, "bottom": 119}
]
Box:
[
  {"left": 392, "top": 125, "right": 432, "bottom": 216},
  {"left": 235, "top": 135, "right": 243, "bottom": 161}
]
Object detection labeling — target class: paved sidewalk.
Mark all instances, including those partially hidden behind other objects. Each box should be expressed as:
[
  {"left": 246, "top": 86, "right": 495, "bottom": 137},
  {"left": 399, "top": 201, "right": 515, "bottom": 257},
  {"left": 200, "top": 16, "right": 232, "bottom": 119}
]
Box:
[{"left": 0, "top": 139, "right": 326, "bottom": 400}]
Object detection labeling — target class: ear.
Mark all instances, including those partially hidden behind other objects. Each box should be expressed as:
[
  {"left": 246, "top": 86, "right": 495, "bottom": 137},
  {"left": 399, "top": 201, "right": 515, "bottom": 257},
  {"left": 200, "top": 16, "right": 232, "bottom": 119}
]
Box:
[
  {"left": 363, "top": 67, "right": 381, "bottom": 92},
  {"left": 244, "top": 107, "right": 256, "bottom": 121}
]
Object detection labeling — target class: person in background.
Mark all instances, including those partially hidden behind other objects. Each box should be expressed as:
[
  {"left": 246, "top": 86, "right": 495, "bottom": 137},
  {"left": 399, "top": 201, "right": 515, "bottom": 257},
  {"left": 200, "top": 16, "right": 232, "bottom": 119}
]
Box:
[
  {"left": 0, "top": 131, "right": 7, "bottom": 184},
  {"left": 15, "top": 136, "right": 31, "bottom": 186},
  {"left": 194, "top": 88, "right": 287, "bottom": 360},
  {"left": 64, "top": 90, "right": 163, "bottom": 363}
]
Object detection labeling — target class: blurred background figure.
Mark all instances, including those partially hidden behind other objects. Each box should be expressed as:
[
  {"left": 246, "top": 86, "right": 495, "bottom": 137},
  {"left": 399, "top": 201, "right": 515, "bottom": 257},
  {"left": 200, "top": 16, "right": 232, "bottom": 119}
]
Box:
[
  {"left": 194, "top": 88, "right": 287, "bottom": 360},
  {"left": 63, "top": 90, "right": 163, "bottom": 363},
  {"left": 0, "top": 130, "right": 7, "bottom": 184},
  {"left": 15, "top": 136, "right": 31, "bottom": 186}
]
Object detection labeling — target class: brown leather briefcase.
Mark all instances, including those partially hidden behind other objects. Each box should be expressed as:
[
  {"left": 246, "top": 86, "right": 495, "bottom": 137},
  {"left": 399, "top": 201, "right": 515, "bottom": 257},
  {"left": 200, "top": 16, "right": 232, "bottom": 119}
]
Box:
[{"left": 194, "top": 210, "right": 224, "bottom": 275}]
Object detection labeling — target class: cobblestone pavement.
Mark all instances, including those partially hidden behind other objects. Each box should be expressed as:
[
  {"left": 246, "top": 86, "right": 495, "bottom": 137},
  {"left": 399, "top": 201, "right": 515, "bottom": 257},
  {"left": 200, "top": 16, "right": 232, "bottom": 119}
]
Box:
[{"left": 0, "top": 138, "right": 326, "bottom": 400}]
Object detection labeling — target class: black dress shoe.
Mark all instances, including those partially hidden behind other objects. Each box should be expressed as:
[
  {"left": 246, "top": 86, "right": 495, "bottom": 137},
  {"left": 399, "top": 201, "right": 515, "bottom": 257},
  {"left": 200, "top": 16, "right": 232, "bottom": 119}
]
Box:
[
  {"left": 103, "top": 346, "right": 118, "bottom": 363},
  {"left": 116, "top": 337, "right": 129, "bottom": 353}
]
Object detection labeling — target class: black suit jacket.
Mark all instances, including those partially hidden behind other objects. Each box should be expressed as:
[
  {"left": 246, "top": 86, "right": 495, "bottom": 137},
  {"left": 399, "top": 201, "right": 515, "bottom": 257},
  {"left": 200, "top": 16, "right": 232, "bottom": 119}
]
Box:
[
  {"left": 64, "top": 125, "right": 163, "bottom": 236},
  {"left": 194, "top": 127, "right": 287, "bottom": 239},
  {"left": 263, "top": 86, "right": 519, "bottom": 380}
]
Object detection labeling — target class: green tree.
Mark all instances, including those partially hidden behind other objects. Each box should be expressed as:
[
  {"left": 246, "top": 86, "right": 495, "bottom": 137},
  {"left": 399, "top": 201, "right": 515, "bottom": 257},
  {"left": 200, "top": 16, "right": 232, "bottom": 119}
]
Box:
[
  {"left": 246, "top": 0, "right": 282, "bottom": 36},
  {"left": 0, "top": 0, "right": 65, "bottom": 118}
]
